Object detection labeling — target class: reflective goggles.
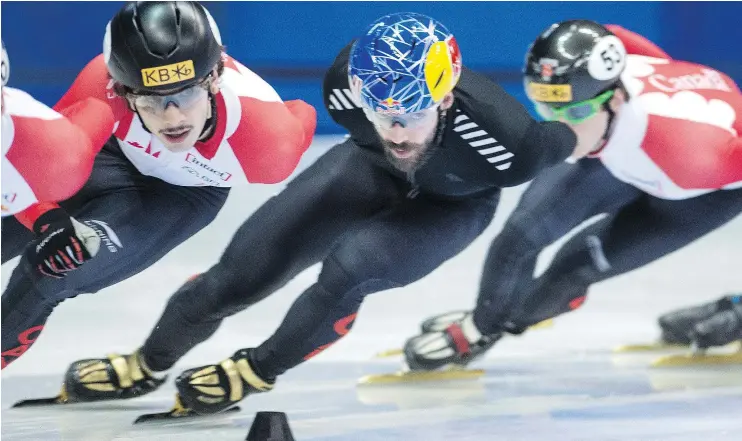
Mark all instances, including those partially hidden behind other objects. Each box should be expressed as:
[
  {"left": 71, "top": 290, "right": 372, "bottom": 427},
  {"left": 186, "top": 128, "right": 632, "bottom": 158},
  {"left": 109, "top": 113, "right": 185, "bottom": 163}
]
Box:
[
  {"left": 129, "top": 78, "right": 211, "bottom": 115},
  {"left": 362, "top": 105, "right": 439, "bottom": 130},
  {"left": 535, "top": 89, "right": 615, "bottom": 124}
]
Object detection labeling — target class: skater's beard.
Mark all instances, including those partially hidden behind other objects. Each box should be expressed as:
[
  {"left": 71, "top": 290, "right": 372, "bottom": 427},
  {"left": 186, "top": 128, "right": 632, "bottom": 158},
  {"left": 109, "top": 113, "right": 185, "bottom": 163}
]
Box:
[
  {"left": 379, "top": 108, "right": 446, "bottom": 176},
  {"left": 383, "top": 141, "right": 431, "bottom": 173}
]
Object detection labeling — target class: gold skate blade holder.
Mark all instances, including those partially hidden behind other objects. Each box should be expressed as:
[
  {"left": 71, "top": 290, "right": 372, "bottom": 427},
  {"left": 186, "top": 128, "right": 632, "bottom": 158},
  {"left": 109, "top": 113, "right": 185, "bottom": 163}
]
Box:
[
  {"left": 374, "top": 348, "right": 404, "bottom": 358},
  {"left": 358, "top": 366, "right": 485, "bottom": 385},
  {"left": 651, "top": 341, "right": 742, "bottom": 367},
  {"left": 613, "top": 342, "right": 689, "bottom": 353}
]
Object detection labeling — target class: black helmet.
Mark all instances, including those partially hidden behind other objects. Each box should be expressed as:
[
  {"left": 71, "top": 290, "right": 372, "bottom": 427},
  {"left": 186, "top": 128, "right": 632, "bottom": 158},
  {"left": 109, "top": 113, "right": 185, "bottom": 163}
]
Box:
[
  {"left": 104, "top": 1, "right": 222, "bottom": 92},
  {"left": 523, "top": 20, "right": 627, "bottom": 105}
]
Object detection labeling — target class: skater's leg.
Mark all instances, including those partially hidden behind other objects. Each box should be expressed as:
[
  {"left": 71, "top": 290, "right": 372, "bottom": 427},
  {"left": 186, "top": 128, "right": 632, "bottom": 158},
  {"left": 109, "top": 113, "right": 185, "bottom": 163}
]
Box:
[
  {"left": 250, "top": 193, "right": 498, "bottom": 379},
  {"left": 510, "top": 188, "right": 742, "bottom": 328},
  {"left": 1, "top": 144, "right": 229, "bottom": 368},
  {"left": 169, "top": 192, "right": 497, "bottom": 414},
  {"left": 140, "top": 141, "right": 404, "bottom": 371},
  {"left": 1, "top": 215, "right": 35, "bottom": 263},
  {"left": 473, "top": 159, "right": 642, "bottom": 334}
]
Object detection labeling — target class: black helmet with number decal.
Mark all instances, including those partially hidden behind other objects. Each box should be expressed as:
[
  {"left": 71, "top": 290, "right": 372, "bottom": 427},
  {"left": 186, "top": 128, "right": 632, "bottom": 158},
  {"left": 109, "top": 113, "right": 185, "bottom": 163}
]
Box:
[
  {"left": 104, "top": 1, "right": 223, "bottom": 92},
  {"left": 523, "top": 20, "right": 627, "bottom": 105}
]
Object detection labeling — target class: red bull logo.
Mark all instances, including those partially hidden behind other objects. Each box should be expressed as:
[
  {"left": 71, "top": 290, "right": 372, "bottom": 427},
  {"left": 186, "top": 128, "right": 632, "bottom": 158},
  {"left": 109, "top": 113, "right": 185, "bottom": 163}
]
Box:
[
  {"left": 381, "top": 97, "right": 401, "bottom": 108},
  {"left": 375, "top": 97, "right": 406, "bottom": 114}
]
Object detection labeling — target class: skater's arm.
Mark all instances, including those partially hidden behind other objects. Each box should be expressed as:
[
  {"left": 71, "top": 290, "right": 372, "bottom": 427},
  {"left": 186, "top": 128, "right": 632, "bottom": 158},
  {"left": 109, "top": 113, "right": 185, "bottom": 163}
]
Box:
[
  {"left": 54, "top": 54, "right": 128, "bottom": 123},
  {"left": 229, "top": 97, "right": 317, "bottom": 184},
  {"left": 459, "top": 70, "right": 577, "bottom": 187},
  {"left": 9, "top": 98, "right": 113, "bottom": 230}
]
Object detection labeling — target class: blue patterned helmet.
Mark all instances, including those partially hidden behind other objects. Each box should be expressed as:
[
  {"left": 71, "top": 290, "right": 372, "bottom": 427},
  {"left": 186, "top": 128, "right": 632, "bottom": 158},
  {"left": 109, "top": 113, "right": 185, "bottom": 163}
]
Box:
[{"left": 349, "top": 12, "right": 462, "bottom": 115}]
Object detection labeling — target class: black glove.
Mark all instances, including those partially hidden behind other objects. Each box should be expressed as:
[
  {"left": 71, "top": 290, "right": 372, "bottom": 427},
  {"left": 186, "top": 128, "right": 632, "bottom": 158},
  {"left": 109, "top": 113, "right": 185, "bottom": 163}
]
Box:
[{"left": 29, "top": 208, "right": 100, "bottom": 278}]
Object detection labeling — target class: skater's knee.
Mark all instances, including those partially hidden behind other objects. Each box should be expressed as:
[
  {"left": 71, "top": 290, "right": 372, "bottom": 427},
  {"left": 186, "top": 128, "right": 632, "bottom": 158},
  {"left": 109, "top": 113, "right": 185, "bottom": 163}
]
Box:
[
  {"left": 500, "top": 217, "right": 552, "bottom": 252},
  {"left": 164, "top": 268, "right": 243, "bottom": 320},
  {"left": 323, "top": 236, "right": 405, "bottom": 290}
]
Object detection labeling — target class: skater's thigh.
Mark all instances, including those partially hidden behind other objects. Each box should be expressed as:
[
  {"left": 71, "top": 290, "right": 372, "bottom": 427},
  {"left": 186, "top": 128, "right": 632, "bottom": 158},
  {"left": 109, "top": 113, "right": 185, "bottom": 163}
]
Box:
[
  {"left": 550, "top": 188, "right": 742, "bottom": 282},
  {"left": 329, "top": 193, "right": 499, "bottom": 286},
  {"left": 510, "top": 159, "right": 642, "bottom": 241}
]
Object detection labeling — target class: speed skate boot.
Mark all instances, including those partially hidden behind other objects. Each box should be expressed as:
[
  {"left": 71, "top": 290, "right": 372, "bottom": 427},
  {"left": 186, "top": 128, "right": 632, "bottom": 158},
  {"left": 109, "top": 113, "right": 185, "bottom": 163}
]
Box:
[
  {"left": 64, "top": 349, "right": 166, "bottom": 402},
  {"left": 420, "top": 310, "right": 471, "bottom": 333},
  {"left": 174, "top": 348, "right": 274, "bottom": 415},
  {"left": 404, "top": 312, "right": 502, "bottom": 371},
  {"left": 688, "top": 295, "right": 742, "bottom": 349},
  {"left": 658, "top": 295, "right": 742, "bottom": 347}
]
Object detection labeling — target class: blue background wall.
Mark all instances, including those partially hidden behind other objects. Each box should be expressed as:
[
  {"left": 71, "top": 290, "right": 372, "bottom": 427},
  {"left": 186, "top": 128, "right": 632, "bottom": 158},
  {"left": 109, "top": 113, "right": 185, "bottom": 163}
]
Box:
[{"left": 3, "top": 1, "right": 741, "bottom": 133}]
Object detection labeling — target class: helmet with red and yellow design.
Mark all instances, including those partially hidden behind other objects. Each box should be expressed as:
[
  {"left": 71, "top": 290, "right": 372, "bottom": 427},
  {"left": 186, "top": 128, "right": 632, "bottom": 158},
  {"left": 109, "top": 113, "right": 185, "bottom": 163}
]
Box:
[{"left": 348, "top": 12, "right": 462, "bottom": 115}]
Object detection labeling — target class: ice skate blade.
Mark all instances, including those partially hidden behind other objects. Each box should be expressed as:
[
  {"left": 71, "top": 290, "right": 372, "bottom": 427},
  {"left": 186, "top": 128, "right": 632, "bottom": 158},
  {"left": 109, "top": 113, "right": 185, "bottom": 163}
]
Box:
[
  {"left": 652, "top": 349, "right": 742, "bottom": 368},
  {"left": 11, "top": 395, "right": 68, "bottom": 408},
  {"left": 133, "top": 394, "right": 241, "bottom": 424},
  {"left": 358, "top": 368, "right": 485, "bottom": 385},
  {"left": 613, "top": 342, "right": 688, "bottom": 353},
  {"left": 133, "top": 404, "right": 241, "bottom": 424},
  {"left": 12, "top": 386, "right": 69, "bottom": 408}
]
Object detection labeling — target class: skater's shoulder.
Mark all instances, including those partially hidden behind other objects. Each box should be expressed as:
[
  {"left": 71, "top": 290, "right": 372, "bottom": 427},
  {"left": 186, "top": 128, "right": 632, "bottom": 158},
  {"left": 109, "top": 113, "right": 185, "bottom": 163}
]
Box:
[
  {"left": 450, "top": 67, "right": 535, "bottom": 135},
  {"left": 219, "top": 54, "right": 282, "bottom": 104}
]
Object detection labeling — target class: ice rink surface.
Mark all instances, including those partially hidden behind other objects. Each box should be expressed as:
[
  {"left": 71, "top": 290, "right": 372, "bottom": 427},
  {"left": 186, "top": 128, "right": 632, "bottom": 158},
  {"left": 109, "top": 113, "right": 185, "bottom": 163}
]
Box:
[{"left": 3, "top": 135, "right": 742, "bottom": 440}]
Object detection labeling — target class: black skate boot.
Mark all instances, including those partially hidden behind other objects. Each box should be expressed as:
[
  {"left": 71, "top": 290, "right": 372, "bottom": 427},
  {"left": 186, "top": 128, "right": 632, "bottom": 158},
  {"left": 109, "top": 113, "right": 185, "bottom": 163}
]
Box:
[
  {"left": 420, "top": 310, "right": 471, "bottom": 333},
  {"left": 64, "top": 350, "right": 167, "bottom": 402},
  {"left": 688, "top": 295, "right": 742, "bottom": 349},
  {"left": 658, "top": 295, "right": 742, "bottom": 346},
  {"left": 174, "top": 348, "right": 274, "bottom": 415},
  {"left": 404, "top": 312, "right": 502, "bottom": 371}
]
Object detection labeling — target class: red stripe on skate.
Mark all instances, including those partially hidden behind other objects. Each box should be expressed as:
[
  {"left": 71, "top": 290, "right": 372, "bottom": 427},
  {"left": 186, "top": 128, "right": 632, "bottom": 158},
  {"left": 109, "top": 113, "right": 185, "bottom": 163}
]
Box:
[
  {"left": 446, "top": 324, "right": 471, "bottom": 355},
  {"left": 569, "top": 296, "right": 586, "bottom": 310}
]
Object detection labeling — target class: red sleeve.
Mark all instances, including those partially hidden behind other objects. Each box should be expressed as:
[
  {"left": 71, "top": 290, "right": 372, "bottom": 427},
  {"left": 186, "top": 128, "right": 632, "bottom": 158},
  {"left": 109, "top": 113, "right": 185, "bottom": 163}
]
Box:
[
  {"left": 59, "top": 98, "right": 116, "bottom": 155},
  {"left": 14, "top": 202, "right": 60, "bottom": 231},
  {"left": 720, "top": 100, "right": 742, "bottom": 187},
  {"left": 714, "top": 138, "right": 742, "bottom": 187},
  {"left": 230, "top": 98, "right": 317, "bottom": 184},
  {"left": 8, "top": 99, "right": 114, "bottom": 230},
  {"left": 54, "top": 54, "right": 130, "bottom": 122},
  {"left": 607, "top": 25, "right": 672, "bottom": 59}
]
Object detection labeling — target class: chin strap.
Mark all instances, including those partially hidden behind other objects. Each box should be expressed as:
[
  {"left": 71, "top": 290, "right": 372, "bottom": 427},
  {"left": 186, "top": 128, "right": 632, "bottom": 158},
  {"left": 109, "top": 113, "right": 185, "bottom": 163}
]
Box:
[
  {"left": 197, "top": 94, "right": 218, "bottom": 142},
  {"left": 588, "top": 101, "right": 618, "bottom": 156}
]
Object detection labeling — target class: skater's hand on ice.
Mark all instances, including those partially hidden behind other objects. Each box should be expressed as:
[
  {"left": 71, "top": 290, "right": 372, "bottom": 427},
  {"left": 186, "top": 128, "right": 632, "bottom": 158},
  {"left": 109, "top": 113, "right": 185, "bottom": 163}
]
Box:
[{"left": 29, "top": 208, "right": 101, "bottom": 278}]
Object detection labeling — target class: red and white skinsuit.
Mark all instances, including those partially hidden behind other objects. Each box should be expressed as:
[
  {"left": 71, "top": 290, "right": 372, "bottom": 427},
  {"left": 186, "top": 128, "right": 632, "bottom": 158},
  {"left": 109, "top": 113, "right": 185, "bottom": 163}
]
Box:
[
  {"left": 2, "top": 88, "right": 114, "bottom": 227},
  {"left": 594, "top": 26, "right": 742, "bottom": 198}
]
